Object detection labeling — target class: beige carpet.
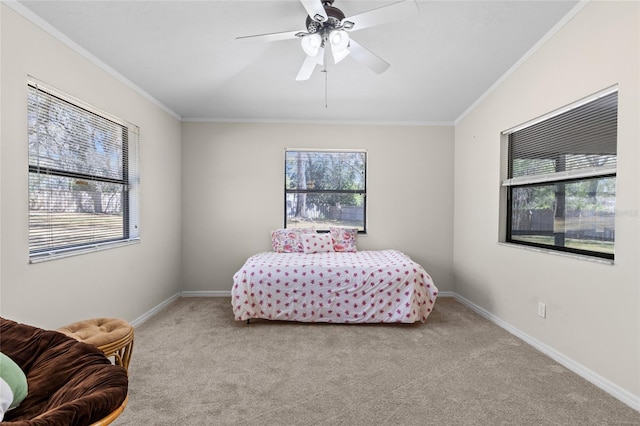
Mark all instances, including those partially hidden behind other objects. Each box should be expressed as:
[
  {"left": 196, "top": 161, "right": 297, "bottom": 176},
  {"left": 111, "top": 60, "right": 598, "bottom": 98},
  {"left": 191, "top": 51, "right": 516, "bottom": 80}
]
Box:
[{"left": 113, "top": 297, "right": 640, "bottom": 425}]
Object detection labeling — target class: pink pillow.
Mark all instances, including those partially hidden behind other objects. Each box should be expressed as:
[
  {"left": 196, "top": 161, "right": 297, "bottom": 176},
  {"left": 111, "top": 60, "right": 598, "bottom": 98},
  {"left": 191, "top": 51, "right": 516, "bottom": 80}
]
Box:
[
  {"left": 302, "top": 233, "right": 334, "bottom": 254},
  {"left": 329, "top": 227, "right": 358, "bottom": 252}
]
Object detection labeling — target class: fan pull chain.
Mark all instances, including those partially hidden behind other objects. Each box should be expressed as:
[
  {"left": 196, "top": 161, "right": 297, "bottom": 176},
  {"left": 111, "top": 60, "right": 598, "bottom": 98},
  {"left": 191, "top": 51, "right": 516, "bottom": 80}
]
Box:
[{"left": 324, "top": 68, "right": 328, "bottom": 108}]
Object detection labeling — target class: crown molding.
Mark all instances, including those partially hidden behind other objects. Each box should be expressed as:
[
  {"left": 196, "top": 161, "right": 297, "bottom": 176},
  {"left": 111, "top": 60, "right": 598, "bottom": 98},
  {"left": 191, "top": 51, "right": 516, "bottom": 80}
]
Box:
[{"left": 3, "top": 0, "right": 181, "bottom": 121}]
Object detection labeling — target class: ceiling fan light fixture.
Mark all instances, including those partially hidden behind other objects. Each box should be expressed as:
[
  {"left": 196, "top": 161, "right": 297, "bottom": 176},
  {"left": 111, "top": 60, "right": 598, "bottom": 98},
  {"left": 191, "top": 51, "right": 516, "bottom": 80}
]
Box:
[
  {"left": 239, "top": 0, "right": 415, "bottom": 82},
  {"left": 301, "top": 33, "right": 322, "bottom": 56},
  {"left": 329, "top": 30, "right": 350, "bottom": 64},
  {"left": 329, "top": 30, "right": 349, "bottom": 52}
]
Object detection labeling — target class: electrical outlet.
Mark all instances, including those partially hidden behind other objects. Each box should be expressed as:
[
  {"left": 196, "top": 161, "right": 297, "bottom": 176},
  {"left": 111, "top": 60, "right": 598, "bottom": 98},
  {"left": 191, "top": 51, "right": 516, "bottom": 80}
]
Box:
[{"left": 537, "top": 302, "right": 547, "bottom": 318}]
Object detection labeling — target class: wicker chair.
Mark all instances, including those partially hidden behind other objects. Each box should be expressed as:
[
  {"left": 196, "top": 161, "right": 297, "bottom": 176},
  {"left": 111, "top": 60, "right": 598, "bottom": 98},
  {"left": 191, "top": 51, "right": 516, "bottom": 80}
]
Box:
[{"left": 0, "top": 317, "right": 129, "bottom": 426}]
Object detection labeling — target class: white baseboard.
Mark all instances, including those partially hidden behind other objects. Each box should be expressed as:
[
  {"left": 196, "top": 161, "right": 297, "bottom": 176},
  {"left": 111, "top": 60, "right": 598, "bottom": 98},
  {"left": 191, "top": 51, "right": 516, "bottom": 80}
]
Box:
[
  {"left": 452, "top": 293, "right": 640, "bottom": 413},
  {"left": 129, "top": 289, "right": 639, "bottom": 412},
  {"left": 129, "top": 292, "right": 180, "bottom": 328}
]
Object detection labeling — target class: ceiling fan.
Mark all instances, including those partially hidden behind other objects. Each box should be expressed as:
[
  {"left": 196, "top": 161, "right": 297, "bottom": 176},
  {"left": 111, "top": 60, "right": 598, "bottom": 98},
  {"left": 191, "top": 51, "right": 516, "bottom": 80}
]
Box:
[{"left": 237, "top": 0, "right": 419, "bottom": 81}]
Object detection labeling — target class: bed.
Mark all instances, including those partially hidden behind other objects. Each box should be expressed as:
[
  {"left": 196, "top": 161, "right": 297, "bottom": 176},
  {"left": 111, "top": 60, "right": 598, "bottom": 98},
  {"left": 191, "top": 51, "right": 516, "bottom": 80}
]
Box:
[{"left": 231, "top": 249, "right": 438, "bottom": 323}]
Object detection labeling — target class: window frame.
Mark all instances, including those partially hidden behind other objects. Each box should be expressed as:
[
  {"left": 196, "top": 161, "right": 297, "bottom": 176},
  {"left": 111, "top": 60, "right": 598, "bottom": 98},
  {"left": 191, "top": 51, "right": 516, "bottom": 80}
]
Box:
[
  {"left": 501, "top": 87, "right": 618, "bottom": 260},
  {"left": 27, "top": 78, "right": 140, "bottom": 262},
  {"left": 284, "top": 148, "right": 367, "bottom": 233}
]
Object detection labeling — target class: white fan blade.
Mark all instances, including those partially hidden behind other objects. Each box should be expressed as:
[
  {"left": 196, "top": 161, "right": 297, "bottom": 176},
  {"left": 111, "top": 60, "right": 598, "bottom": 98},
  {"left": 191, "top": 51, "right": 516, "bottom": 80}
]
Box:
[
  {"left": 348, "top": 39, "right": 390, "bottom": 74},
  {"left": 315, "top": 46, "right": 325, "bottom": 66},
  {"left": 296, "top": 55, "right": 318, "bottom": 81},
  {"left": 332, "top": 44, "right": 350, "bottom": 64},
  {"left": 236, "top": 30, "right": 305, "bottom": 43},
  {"left": 342, "top": 0, "right": 418, "bottom": 32},
  {"left": 300, "top": 0, "right": 328, "bottom": 22},
  {"left": 296, "top": 47, "right": 324, "bottom": 81}
]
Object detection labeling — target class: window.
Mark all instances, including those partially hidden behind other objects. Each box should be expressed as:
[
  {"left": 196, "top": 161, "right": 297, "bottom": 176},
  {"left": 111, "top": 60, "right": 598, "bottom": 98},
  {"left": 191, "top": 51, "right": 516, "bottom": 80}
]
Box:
[
  {"left": 28, "top": 79, "right": 139, "bottom": 262},
  {"left": 285, "top": 149, "right": 366, "bottom": 232},
  {"left": 502, "top": 88, "right": 617, "bottom": 259}
]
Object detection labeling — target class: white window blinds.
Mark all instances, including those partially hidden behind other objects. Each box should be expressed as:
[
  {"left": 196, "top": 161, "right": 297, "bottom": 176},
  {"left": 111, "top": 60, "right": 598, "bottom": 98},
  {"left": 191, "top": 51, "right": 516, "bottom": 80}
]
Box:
[
  {"left": 503, "top": 88, "right": 617, "bottom": 187},
  {"left": 28, "top": 79, "right": 140, "bottom": 261}
]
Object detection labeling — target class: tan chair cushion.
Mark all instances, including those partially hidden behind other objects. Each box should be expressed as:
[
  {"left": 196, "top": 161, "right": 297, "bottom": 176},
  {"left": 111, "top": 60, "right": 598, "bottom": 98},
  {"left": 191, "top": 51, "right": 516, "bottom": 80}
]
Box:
[{"left": 57, "top": 318, "right": 132, "bottom": 348}]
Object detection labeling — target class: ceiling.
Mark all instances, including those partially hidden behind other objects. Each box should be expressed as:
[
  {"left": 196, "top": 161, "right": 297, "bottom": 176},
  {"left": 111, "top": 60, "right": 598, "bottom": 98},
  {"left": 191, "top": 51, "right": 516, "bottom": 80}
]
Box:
[{"left": 15, "top": 0, "right": 579, "bottom": 124}]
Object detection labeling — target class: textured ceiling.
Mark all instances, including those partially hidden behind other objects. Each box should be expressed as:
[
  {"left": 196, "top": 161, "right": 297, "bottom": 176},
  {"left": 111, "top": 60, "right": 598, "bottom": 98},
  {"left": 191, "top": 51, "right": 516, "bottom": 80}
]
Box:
[{"left": 15, "top": 0, "right": 579, "bottom": 124}]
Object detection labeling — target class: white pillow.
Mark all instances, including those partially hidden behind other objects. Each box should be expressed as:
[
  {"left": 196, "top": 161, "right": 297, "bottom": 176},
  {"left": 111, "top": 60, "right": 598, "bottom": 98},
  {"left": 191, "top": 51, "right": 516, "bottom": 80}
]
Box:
[
  {"left": 1, "top": 378, "right": 13, "bottom": 421},
  {"left": 0, "top": 352, "right": 28, "bottom": 421},
  {"left": 302, "top": 233, "right": 334, "bottom": 254}
]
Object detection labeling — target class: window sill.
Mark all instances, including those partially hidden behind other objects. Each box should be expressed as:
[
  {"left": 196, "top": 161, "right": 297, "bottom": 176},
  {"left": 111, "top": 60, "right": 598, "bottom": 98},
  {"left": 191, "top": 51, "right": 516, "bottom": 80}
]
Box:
[
  {"left": 497, "top": 242, "right": 614, "bottom": 265},
  {"left": 29, "top": 238, "right": 140, "bottom": 264}
]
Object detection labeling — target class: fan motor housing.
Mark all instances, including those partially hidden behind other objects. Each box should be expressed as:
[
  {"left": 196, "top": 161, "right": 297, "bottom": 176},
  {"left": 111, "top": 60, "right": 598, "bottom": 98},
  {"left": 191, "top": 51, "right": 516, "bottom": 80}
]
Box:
[{"left": 306, "top": 4, "right": 345, "bottom": 33}]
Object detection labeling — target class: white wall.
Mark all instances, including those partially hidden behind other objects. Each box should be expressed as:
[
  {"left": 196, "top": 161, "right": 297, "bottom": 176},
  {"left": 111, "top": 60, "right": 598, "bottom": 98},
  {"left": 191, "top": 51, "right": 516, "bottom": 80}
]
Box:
[
  {"left": 181, "top": 122, "right": 454, "bottom": 294},
  {"left": 454, "top": 0, "right": 639, "bottom": 403},
  {"left": 0, "top": 5, "right": 183, "bottom": 329}
]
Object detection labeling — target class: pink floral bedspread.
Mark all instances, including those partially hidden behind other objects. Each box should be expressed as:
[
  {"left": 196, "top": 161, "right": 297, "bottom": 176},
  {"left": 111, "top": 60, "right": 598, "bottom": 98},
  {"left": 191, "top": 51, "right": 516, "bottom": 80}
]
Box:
[{"left": 231, "top": 250, "right": 438, "bottom": 323}]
